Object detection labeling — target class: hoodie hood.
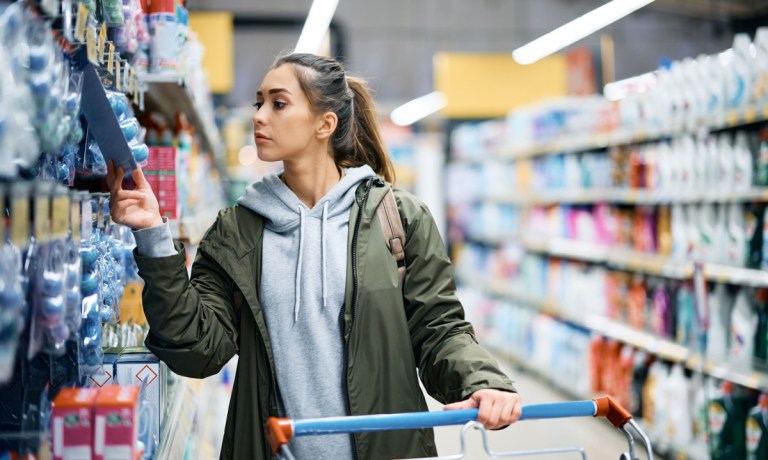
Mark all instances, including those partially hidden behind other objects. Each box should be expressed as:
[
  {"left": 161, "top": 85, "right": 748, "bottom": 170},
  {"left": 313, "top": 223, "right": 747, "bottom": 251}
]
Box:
[
  {"left": 237, "top": 164, "right": 376, "bottom": 321},
  {"left": 238, "top": 164, "right": 377, "bottom": 233}
]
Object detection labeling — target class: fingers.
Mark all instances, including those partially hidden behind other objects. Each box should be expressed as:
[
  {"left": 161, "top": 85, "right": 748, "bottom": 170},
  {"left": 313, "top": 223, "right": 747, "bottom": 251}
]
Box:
[
  {"left": 471, "top": 390, "right": 522, "bottom": 430},
  {"left": 131, "top": 163, "right": 150, "bottom": 189},
  {"left": 443, "top": 399, "right": 477, "bottom": 411},
  {"left": 106, "top": 161, "right": 126, "bottom": 195}
]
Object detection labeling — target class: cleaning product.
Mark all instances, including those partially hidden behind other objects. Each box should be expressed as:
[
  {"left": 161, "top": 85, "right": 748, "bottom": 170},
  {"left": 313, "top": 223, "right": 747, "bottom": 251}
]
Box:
[
  {"left": 730, "top": 288, "right": 757, "bottom": 369},
  {"left": 754, "top": 289, "right": 768, "bottom": 371},
  {"left": 756, "top": 126, "right": 768, "bottom": 187},
  {"left": 709, "top": 380, "right": 748, "bottom": 459},
  {"left": 676, "top": 282, "right": 697, "bottom": 348},
  {"left": 707, "top": 283, "right": 733, "bottom": 363},
  {"left": 747, "top": 393, "right": 768, "bottom": 460},
  {"left": 665, "top": 364, "right": 693, "bottom": 446},
  {"left": 726, "top": 203, "right": 746, "bottom": 267},
  {"left": 734, "top": 131, "right": 754, "bottom": 192},
  {"left": 755, "top": 28, "right": 768, "bottom": 103},
  {"left": 149, "top": 0, "right": 178, "bottom": 73}
]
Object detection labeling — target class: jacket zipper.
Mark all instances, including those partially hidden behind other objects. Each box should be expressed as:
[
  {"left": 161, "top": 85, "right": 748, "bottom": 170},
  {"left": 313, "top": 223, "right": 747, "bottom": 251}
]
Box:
[{"left": 342, "top": 177, "right": 378, "bottom": 460}]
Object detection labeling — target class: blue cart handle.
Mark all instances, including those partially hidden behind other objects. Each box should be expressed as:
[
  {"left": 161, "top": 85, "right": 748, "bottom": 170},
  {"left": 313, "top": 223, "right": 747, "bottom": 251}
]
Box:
[{"left": 266, "top": 396, "right": 631, "bottom": 454}]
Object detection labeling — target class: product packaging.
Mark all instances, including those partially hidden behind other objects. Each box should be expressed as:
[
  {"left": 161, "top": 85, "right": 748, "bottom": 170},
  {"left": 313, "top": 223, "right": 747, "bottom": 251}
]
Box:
[
  {"left": 114, "top": 353, "right": 165, "bottom": 459},
  {"left": 746, "top": 393, "right": 768, "bottom": 460},
  {"left": 148, "top": 0, "right": 178, "bottom": 73},
  {"left": 94, "top": 385, "right": 141, "bottom": 460},
  {"left": 51, "top": 387, "right": 99, "bottom": 460},
  {"left": 709, "top": 380, "right": 749, "bottom": 459}
]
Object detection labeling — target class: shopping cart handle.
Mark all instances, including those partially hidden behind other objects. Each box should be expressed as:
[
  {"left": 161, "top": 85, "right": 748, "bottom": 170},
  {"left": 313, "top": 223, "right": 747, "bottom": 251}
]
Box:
[{"left": 265, "top": 396, "right": 632, "bottom": 454}]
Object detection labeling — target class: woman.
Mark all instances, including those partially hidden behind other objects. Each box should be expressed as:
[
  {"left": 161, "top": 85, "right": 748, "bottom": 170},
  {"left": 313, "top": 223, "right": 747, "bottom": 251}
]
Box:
[{"left": 106, "top": 53, "right": 521, "bottom": 460}]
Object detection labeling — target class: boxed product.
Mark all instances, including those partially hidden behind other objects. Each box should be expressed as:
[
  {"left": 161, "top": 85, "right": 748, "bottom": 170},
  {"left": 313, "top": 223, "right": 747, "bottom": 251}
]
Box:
[
  {"left": 88, "top": 354, "right": 119, "bottom": 389},
  {"left": 114, "top": 353, "right": 165, "bottom": 459},
  {"left": 94, "top": 385, "right": 141, "bottom": 460},
  {"left": 52, "top": 388, "right": 99, "bottom": 460}
]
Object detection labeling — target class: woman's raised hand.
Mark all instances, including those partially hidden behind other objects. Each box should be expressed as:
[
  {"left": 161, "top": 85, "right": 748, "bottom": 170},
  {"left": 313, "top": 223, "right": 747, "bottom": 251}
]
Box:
[{"left": 106, "top": 160, "right": 164, "bottom": 230}]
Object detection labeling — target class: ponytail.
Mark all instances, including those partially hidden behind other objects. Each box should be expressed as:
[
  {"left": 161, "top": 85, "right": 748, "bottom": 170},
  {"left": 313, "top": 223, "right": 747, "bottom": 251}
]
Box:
[
  {"left": 344, "top": 77, "right": 395, "bottom": 184},
  {"left": 270, "top": 53, "right": 395, "bottom": 184}
]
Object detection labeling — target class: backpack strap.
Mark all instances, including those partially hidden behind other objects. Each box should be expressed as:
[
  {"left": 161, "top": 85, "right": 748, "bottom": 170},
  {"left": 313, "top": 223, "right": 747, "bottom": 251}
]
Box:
[{"left": 376, "top": 188, "right": 406, "bottom": 285}]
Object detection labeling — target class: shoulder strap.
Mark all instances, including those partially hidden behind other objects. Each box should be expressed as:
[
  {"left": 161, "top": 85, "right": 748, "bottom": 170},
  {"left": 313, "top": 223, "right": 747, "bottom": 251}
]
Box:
[{"left": 376, "top": 188, "right": 406, "bottom": 284}]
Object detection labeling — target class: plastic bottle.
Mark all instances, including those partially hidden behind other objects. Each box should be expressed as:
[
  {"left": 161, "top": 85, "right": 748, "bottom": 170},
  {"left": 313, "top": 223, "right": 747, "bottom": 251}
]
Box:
[
  {"left": 754, "top": 28, "right": 768, "bottom": 103},
  {"left": 709, "top": 380, "right": 748, "bottom": 459},
  {"left": 734, "top": 131, "right": 754, "bottom": 192},
  {"left": 728, "top": 34, "right": 755, "bottom": 110},
  {"left": 676, "top": 282, "right": 697, "bottom": 348},
  {"left": 718, "top": 134, "right": 735, "bottom": 193},
  {"left": 651, "top": 282, "right": 674, "bottom": 339},
  {"left": 756, "top": 126, "right": 768, "bottom": 187},
  {"left": 726, "top": 203, "right": 746, "bottom": 267},
  {"left": 665, "top": 364, "right": 693, "bottom": 445},
  {"left": 746, "top": 393, "right": 768, "bottom": 460},
  {"left": 149, "top": 0, "right": 178, "bottom": 73},
  {"left": 707, "top": 283, "right": 732, "bottom": 363},
  {"left": 730, "top": 288, "right": 757, "bottom": 369},
  {"left": 699, "top": 204, "right": 716, "bottom": 262},
  {"left": 754, "top": 289, "right": 768, "bottom": 371}
]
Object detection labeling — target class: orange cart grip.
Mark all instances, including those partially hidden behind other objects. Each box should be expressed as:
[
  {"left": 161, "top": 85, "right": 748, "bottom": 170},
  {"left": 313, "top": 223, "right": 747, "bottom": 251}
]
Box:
[
  {"left": 266, "top": 417, "right": 293, "bottom": 454},
  {"left": 593, "top": 395, "right": 632, "bottom": 428}
]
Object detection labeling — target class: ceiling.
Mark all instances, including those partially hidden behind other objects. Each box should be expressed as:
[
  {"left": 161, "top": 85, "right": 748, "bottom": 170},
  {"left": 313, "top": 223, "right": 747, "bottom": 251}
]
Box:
[{"left": 186, "top": 0, "right": 765, "bottom": 109}]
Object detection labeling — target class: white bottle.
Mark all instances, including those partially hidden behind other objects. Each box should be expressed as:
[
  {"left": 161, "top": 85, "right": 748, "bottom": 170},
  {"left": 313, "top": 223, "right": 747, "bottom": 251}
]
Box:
[
  {"left": 707, "top": 283, "right": 732, "bottom": 362},
  {"left": 718, "top": 134, "right": 735, "bottom": 193},
  {"left": 729, "top": 34, "right": 756, "bottom": 109},
  {"left": 699, "top": 204, "right": 716, "bottom": 262},
  {"left": 726, "top": 203, "right": 746, "bottom": 267},
  {"left": 733, "top": 131, "right": 754, "bottom": 191},
  {"left": 713, "top": 204, "right": 728, "bottom": 264},
  {"left": 755, "top": 27, "right": 768, "bottom": 103},
  {"left": 730, "top": 288, "right": 757, "bottom": 368},
  {"left": 665, "top": 364, "right": 693, "bottom": 445}
]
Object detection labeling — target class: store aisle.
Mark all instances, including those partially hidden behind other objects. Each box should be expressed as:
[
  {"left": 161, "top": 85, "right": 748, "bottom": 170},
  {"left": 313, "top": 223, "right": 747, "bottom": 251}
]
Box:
[{"left": 423, "top": 357, "right": 651, "bottom": 460}]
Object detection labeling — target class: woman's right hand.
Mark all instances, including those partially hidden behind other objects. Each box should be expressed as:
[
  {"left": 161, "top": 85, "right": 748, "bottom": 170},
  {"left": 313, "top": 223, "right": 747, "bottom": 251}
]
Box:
[{"left": 106, "top": 160, "right": 164, "bottom": 230}]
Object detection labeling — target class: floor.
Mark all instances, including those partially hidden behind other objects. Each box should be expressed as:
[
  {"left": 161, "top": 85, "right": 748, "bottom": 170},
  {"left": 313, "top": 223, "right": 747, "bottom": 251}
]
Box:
[{"left": 422, "top": 357, "right": 654, "bottom": 460}]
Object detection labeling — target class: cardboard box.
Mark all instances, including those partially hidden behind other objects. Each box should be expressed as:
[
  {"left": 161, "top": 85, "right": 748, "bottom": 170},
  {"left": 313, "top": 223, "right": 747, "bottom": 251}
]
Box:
[
  {"left": 94, "top": 385, "right": 140, "bottom": 460},
  {"left": 114, "top": 354, "right": 165, "bottom": 460},
  {"left": 52, "top": 387, "right": 99, "bottom": 460},
  {"left": 88, "top": 354, "right": 118, "bottom": 389}
]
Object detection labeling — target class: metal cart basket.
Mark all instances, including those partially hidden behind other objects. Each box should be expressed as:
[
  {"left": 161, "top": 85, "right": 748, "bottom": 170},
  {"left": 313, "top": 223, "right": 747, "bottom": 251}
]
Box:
[{"left": 266, "top": 395, "right": 653, "bottom": 460}]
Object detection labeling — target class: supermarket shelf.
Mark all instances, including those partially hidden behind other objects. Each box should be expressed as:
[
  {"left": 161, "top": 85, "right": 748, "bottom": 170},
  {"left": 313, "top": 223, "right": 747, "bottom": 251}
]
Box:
[
  {"left": 169, "top": 211, "right": 219, "bottom": 245},
  {"left": 487, "top": 103, "right": 768, "bottom": 160},
  {"left": 139, "top": 73, "right": 224, "bottom": 161},
  {"left": 467, "top": 233, "right": 768, "bottom": 287},
  {"left": 481, "top": 187, "right": 768, "bottom": 206},
  {"left": 458, "top": 274, "right": 768, "bottom": 392}
]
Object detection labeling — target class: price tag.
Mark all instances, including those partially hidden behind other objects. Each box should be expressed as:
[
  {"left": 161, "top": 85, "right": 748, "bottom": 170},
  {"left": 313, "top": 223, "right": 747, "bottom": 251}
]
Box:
[
  {"left": 52, "top": 194, "right": 70, "bottom": 238},
  {"left": 726, "top": 110, "right": 739, "bottom": 127},
  {"left": 10, "top": 195, "right": 30, "bottom": 248},
  {"left": 81, "top": 196, "right": 93, "bottom": 240},
  {"left": 115, "top": 59, "right": 122, "bottom": 91},
  {"left": 34, "top": 193, "right": 51, "bottom": 243},
  {"left": 85, "top": 26, "right": 98, "bottom": 64},
  {"left": 75, "top": 3, "right": 88, "bottom": 42},
  {"left": 763, "top": 104, "right": 768, "bottom": 120},
  {"left": 744, "top": 107, "right": 757, "bottom": 124},
  {"left": 107, "top": 43, "right": 115, "bottom": 74},
  {"left": 98, "top": 23, "right": 107, "bottom": 64},
  {"left": 129, "top": 67, "right": 136, "bottom": 94},
  {"left": 71, "top": 196, "right": 81, "bottom": 242}
]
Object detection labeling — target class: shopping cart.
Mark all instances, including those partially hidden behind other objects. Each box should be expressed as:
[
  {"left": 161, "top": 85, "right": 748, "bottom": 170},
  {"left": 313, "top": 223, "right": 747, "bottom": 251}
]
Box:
[{"left": 265, "top": 396, "right": 653, "bottom": 460}]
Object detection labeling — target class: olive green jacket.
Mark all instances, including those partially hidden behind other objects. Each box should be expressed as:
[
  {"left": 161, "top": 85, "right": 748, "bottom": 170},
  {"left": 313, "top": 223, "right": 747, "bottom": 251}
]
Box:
[{"left": 134, "top": 179, "right": 516, "bottom": 459}]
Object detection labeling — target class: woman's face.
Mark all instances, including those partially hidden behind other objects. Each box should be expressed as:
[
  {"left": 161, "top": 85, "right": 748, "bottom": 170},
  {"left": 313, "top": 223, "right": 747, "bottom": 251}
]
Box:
[{"left": 253, "top": 65, "right": 321, "bottom": 162}]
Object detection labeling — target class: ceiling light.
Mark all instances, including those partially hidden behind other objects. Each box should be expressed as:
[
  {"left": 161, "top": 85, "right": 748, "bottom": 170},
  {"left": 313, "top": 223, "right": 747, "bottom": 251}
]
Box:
[
  {"left": 513, "top": 0, "right": 655, "bottom": 65},
  {"left": 295, "top": 0, "right": 339, "bottom": 55},
  {"left": 390, "top": 92, "right": 447, "bottom": 126}
]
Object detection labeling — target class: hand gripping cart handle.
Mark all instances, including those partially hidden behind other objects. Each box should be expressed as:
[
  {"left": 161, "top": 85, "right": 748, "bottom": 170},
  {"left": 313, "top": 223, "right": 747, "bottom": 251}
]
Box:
[{"left": 266, "top": 395, "right": 653, "bottom": 460}]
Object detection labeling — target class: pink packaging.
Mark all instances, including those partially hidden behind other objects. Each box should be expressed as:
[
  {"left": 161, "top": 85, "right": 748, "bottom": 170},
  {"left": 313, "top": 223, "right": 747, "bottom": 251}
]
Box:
[
  {"left": 94, "top": 385, "right": 141, "bottom": 460},
  {"left": 52, "top": 388, "right": 99, "bottom": 460}
]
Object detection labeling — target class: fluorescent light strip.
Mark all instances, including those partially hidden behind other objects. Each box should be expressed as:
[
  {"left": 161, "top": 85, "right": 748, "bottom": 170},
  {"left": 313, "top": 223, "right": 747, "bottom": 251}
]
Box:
[
  {"left": 390, "top": 92, "right": 447, "bottom": 126},
  {"left": 513, "top": 0, "right": 655, "bottom": 65},
  {"left": 295, "top": 0, "right": 339, "bottom": 54}
]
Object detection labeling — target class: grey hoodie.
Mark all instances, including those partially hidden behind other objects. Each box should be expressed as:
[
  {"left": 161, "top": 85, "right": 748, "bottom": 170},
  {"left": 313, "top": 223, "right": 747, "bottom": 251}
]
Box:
[
  {"left": 136, "top": 165, "right": 377, "bottom": 459},
  {"left": 237, "top": 165, "right": 375, "bottom": 459}
]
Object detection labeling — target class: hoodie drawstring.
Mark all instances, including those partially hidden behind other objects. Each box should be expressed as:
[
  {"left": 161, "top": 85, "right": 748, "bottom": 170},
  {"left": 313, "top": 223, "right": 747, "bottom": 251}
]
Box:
[
  {"left": 294, "top": 206, "right": 305, "bottom": 322},
  {"left": 322, "top": 201, "right": 328, "bottom": 309}
]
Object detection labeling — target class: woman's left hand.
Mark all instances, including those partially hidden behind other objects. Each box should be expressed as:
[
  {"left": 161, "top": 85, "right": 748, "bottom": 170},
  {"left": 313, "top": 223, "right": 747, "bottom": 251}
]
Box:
[{"left": 443, "top": 389, "right": 522, "bottom": 430}]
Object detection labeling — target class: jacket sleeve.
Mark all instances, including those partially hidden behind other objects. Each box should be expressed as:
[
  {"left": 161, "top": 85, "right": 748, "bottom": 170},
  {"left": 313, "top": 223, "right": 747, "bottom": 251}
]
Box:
[
  {"left": 401, "top": 197, "right": 517, "bottom": 404},
  {"left": 134, "top": 240, "right": 239, "bottom": 379}
]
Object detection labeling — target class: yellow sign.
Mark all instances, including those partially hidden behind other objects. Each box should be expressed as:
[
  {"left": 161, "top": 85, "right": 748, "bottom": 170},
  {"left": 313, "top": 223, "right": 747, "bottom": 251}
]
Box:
[
  {"left": 189, "top": 12, "right": 234, "bottom": 93},
  {"left": 98, "top": 24, "right": 107, "bottom": 64},
  {"left": 434, "top": 52, "right": 568, "bottom": 118},
  {"left": 119, "top": 281, "right": 147, "bottom": 326}
]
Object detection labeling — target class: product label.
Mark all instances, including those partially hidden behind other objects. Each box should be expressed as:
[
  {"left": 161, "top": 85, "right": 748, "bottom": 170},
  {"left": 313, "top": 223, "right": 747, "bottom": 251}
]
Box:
[
  {"left": 115, "top": 59, "right": 122, "bottom": 91},
  {"left": 746, "top": 417, "right": 762, "bottom": 453},
  {"left": 11, "top": 196, "right": 29, "bottom": 247},
  {"left": 107, "top": 43, "right": 115, "bottom": 74},
  {"left": 34, "top": 194, "right": 51, "bottom": 242},
  {"left": 85, "top": 26, "right": 97, "bottom": 64},
  {"left": 81, "top": 198, "right": 92, "bottom": 241},
  {"left": 75, "top": 3, "right": 87, "bottom": 42},
  {"left": 129, "top": 67, "right": 136, "bottom": 94},
  {"left": 98, "top": 23, "right": 107, "bottom": 64},
  {"left": 71, "top": 199, "right": 81, "bottom": 242},
  {"left": 708, "top": 401, "right": 727, "bottom": 435},
  {"left": 52, "top": 195, "right": 70, "bottom": 238}
]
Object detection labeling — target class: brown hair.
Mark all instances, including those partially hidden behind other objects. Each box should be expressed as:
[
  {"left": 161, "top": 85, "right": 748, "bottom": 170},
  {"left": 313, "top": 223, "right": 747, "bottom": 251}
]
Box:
[{"left": 271, "top": 53, "right": 395, "bottom": 183}]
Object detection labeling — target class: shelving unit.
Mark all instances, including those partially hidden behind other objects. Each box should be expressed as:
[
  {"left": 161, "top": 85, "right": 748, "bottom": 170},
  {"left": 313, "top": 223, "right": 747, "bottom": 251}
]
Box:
[
  {"left": 458, "top": 273, "right": 768, "bottom": 392},
  {"left": 466, "top": 233, "right": 768, "bottom": 287},
  {"left": 139, "top": 73, "right": 225, "bottom": 162},
  {"left": 467, "top": 103, "right": 768, "bottom": 162}
]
